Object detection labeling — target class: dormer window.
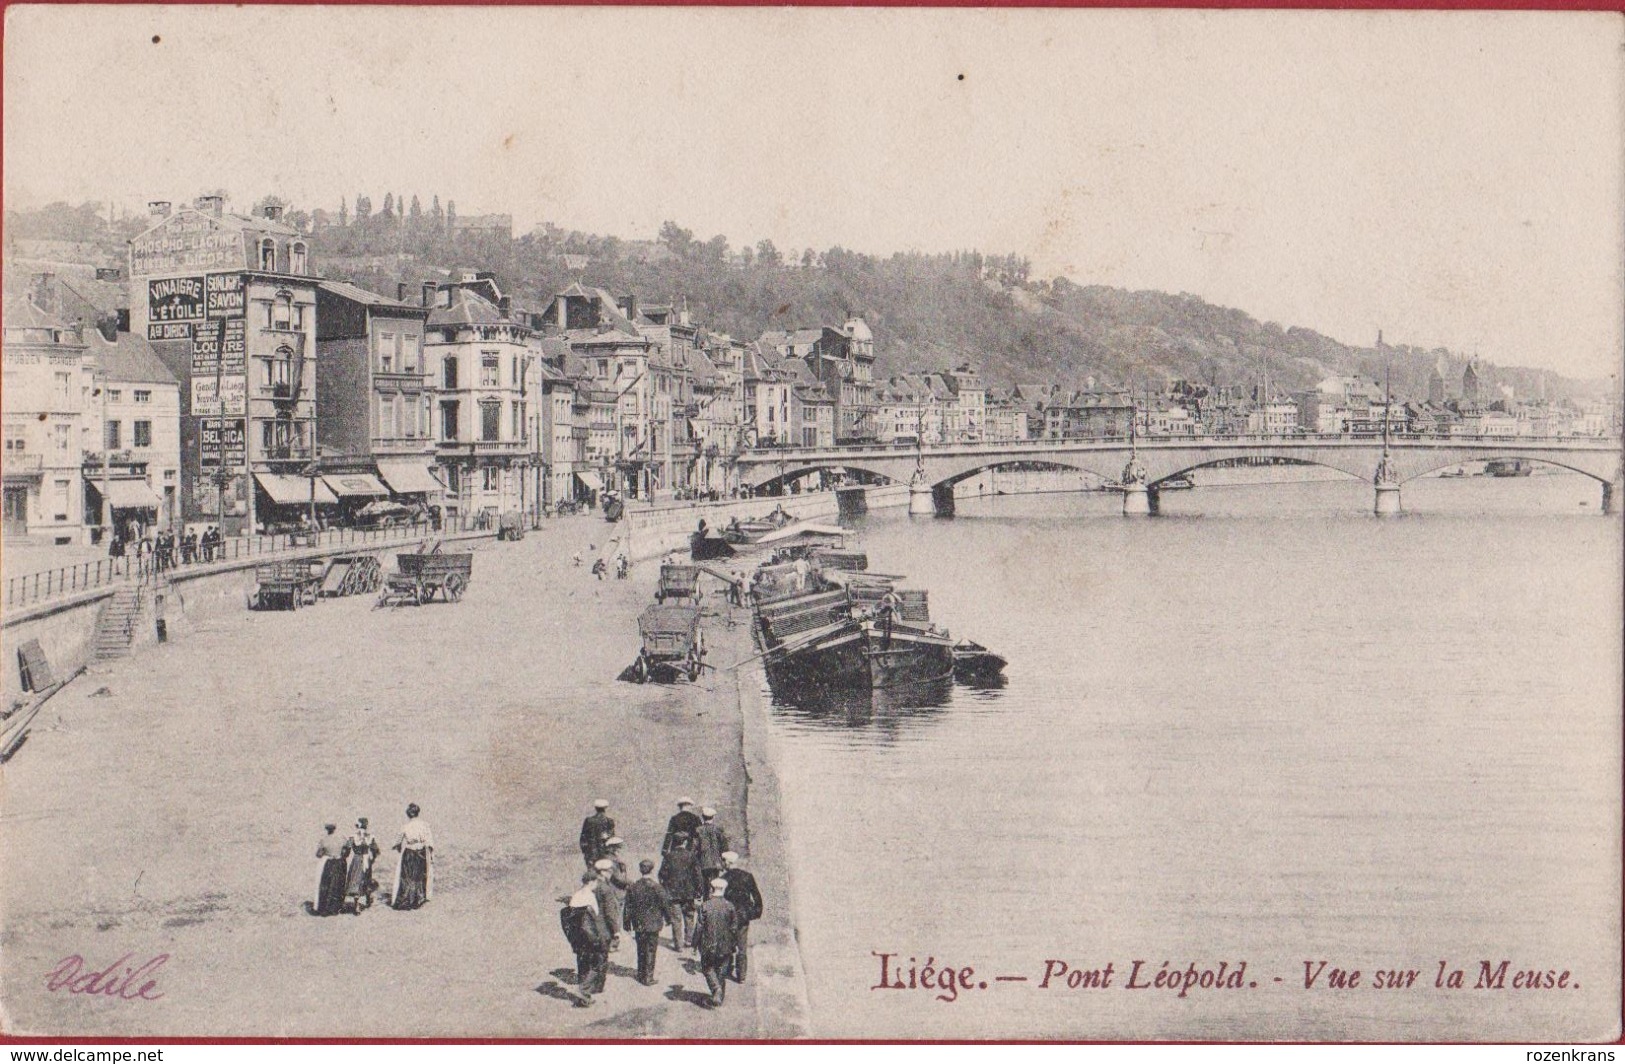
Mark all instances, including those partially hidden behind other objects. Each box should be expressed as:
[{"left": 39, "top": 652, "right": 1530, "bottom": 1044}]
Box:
[
  {"left": 259, "top": 238, "right": 276, "bottom": 271},
  {"left": 290, "top": 242, "right": 307, "bottom": 275}
]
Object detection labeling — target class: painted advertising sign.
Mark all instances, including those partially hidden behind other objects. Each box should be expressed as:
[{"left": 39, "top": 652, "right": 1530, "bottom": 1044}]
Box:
[
  {"left": 130, "top": 211, "right": 245, "bottom": 275},
  {"left": 191, "top": 318, "right": 247, "bottom": 375},
  {"left": 191, "top": 375, "right": 246, "bottom": 417},
  {"left": 199, "top": 419, "right": 246, "bottom": 469},
  {"left": 205, "top": 272, "right": 246, "bottom": 319},
  {"left": 148, "top": 276, "right": 205, "bottom": 326},
  {"left": 147, "top": 321, "right": 193, "bottom": 342}
]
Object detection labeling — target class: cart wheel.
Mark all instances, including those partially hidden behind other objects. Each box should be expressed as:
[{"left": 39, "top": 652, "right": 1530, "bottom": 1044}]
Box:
[{"left": 445, "top": 573, "right": 465, "bottom": 601}]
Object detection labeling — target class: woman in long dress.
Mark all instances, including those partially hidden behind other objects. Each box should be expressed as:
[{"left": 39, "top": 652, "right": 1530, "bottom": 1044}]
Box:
[
  {"left": 343, "top": 817, "right": 380, "bottom": 914},
  {"left": 391, "top": 803, "right": 434, "bottom": 909},
  {"left": 313, "top": 823, "right": 347, "bottom": 916}
]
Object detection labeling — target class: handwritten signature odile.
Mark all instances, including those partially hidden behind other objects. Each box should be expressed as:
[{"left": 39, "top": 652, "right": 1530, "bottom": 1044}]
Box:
[{"left": 44, "top": 953, "right": 168, "bottom": 1001}]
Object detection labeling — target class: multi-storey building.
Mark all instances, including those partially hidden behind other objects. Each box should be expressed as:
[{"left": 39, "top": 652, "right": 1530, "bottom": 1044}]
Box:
[
  {"left": 313, "top": 280, "right": 440, "bottom": 509},
  {"left": 2, "top": 297, "right": 91, "bottom": 543},
  {"left": 1043, "top": 392, "right": 1134, "bottom": 439},
  {"left": 759, "top": 316, "right": 877, "bottom": 443},
  {"left": 84, "top": 327, "right": 182, "bottom": 535},
  {"left": 425, "top": 283, "right": 535, "bottom": 521},
  {"left": 128, "top": 195, "right": 319, "bottom": 534},
  {"left": 742, "top": 344, "right": 791, "bottom": 448}
]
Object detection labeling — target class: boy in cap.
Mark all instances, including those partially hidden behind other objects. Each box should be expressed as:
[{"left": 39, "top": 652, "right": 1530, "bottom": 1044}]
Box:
[
  {"left": 695, "top": 807, "right": 729, "bottom": 883},
  {"left": 579, "top": 799, "right": 614, "bottom": 867},
  {"left": 562, "top": 870, "right": 610, "bottom": 1002},
  {"left": 622, "top": 859, "right": 676, "bottom": 985},
  {"left": 721, "top": 852, "right": 764, "bottom": 982},
  {"left": 691, "top": 878, "right": 739, "bottom": 1007}
]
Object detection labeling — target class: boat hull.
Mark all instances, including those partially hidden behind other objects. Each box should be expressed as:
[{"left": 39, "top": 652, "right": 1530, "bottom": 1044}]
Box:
[{"left": 766, "top": 621, "right": 954, "bottom": 691}]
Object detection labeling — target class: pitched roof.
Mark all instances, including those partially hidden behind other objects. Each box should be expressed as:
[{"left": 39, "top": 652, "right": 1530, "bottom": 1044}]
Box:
[
  {"left": 88, "top": 328, "right": 177, "bottom": 385},
  {"left": 427, "top": 286, "right": 509, "bottom": 328},
  {"left": 3, "top": 294, "right": 72, "bottom": 332},
  {"left": 317, "top": 279, "right": 422, "bottom": 310}
]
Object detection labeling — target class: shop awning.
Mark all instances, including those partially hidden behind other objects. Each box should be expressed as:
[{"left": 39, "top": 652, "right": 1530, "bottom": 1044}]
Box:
[
  {"left": 256, "top": 473, "right": 339, "bottom": 506},
  {"left": 574, "top": 469, "right": 604, "bottom": 492},
  {"left": 376, "top": 460, "right": 445, "bottom": 495},
  {"left": 101, "top": 478, "right": 161, "bottom": 510},
  {"left": 322, "top": 473, "right": 390, "bottom": 498}
]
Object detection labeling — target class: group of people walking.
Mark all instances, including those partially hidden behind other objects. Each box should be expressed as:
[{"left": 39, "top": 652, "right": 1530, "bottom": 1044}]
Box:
[
  {"left": 111, "top": 524, "right": 224, "bottom": 572},
  {"left": 563, "top": 797, "right": 764, "bottom": 1008},
  {"left": 312, "top": 804, "right": 434, "bottom": 916}
]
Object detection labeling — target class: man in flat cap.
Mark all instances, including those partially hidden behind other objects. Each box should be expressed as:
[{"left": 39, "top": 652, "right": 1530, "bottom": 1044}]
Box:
[
  {"left": 661, "top": 797, "right": 702, "bottom": 856},
  {"left": 622, "top": 859, "right": 676, "bottom": 985},
  {"left": 562, "top": 869, "right": 611, "bottom": 1003},
  {"left": 721, "top": 852, "right": 764, "bottom": 983},
  {"left": 592, "top": 859, "right": 623, "bottom": 951},
  {"left": 691, "top": 877, "right": 739, "bottom": 1007},
  {"left": 695, "top": 807, "right": 730, "bottom": 884},
  {"left": 579, "top": 799, "right": 615, "bottom": 868}
]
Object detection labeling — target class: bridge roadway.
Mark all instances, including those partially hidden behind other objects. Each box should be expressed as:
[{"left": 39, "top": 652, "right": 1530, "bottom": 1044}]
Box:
[{"left": 733, "top": 433, "right": 1625, "bottom": 515}]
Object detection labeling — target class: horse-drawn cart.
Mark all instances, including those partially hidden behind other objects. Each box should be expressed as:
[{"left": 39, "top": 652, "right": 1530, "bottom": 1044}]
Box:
[
  {"left": 250, "top": 561, "right": 323, "bottom": 610},
  {"left": 377, "top": 544, "right": 474, "bottom": 607},
  {"left": 654, "top": 563, "right": 701, "bottom": 604},
  {"left": 631, "top": 603, "right": 706, "bottom": 683},
  {"left": 318, "top": 554, "right": 384, "bottom": 598}
]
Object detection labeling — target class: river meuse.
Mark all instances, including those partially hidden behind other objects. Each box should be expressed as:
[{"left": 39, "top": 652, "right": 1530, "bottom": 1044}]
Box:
[{"left": 759, "top": 473, "right": 1621, "bottom": 1040}]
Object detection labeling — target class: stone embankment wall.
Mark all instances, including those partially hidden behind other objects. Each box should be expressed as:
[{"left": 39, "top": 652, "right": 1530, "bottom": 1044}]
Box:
[
  {"left": 1, "top": 530, "right": 493, "bottom": 705},
  {"left": 621, "top": 484, "right": 910, "bottom": 561}
]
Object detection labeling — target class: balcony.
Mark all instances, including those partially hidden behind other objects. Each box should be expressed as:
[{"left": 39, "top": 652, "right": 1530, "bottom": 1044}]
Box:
[
  {"left": 3, "top": 453, "right": 43, "bottom": 479},
  {"left": 436, "top": 438, "right": 527, "bottom": 455}
]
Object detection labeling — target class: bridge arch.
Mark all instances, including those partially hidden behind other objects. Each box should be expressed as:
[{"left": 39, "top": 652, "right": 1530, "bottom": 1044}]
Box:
[
  {"left": 746, "top": 462, "right": 902, "bottom": 494},
  {"left": 936, "top": 458, "right": 1122, "bottom": 489},
  {"left": 1400, "top": 453, "right": 1617, "bottom": 485},
  {"left": 1145, "top": 455, "right": 1369, "bottom": 489}
]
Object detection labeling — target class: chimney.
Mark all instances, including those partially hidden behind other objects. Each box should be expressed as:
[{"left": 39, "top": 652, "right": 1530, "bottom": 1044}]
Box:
[
  {"left": 498, "top": 295, "right": 512, "bottom": 318},
  {"left": 148, "top": 200, "right": 171, "bottom": 218},
  {"left": 30, "top": 273, "right": 56, "bottom": 313},
  {"left": 195, "top": 194, "right": 224, "bottom": 217},
  {"left": 262, "top": 204, "right": 283, "bottom": 222},
  {"left": 397, "top": 282, "right": 409, "bottom": 302},
  {"left": 422, "top": 282, "right": 436, "bottom": 308}
]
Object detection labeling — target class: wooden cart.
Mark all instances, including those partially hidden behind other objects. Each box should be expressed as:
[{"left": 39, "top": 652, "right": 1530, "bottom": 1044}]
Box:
[
  {"left": 654, "top": 563, "right": 701, "bottom": 604},
  {"left": 250, "top": 561, "right": 323, "bottom": 610},
  {"left": 318, "top": 554, "right": 383, "bottom": 598},
  {"left": 378, "top": 548, "right": 473, "bottom": 606},
  {"left": 632, "top": 603, "right": 706, "bottom": 683}
]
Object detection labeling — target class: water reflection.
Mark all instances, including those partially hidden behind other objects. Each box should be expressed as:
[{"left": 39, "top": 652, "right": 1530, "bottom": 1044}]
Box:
[{"left": 765, "top": 675, "right": 967, "bottom": 741}]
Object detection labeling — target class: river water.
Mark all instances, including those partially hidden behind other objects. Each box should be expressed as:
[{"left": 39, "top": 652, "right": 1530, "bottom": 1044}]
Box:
[{"left": 759, "top": 473, "right": 1622, "bottom": 1040}]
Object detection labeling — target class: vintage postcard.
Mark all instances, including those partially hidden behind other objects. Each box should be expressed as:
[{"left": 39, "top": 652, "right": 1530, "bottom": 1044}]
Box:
[{"left": 1, "top": 5, "right": 1620, "bottom": 1044}]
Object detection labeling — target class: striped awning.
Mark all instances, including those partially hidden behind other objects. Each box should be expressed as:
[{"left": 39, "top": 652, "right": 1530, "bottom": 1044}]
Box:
[{"left": 256, "top": 473, "right": 338, "bottom": 506}]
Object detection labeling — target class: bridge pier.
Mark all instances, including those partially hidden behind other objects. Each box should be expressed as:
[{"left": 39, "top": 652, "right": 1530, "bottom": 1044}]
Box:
[
  {"left": 1373, "top": 482, "right": 1401, "bottom": 516},
  {"left": 1604, "top": 479, "right": 1619, "bottom": 516},
  {"left": 1122, "top": 482, "right": 1151, "bottom": 516},
  {"left": 908, "top": 480, "right": 935, "bottom": 516}
]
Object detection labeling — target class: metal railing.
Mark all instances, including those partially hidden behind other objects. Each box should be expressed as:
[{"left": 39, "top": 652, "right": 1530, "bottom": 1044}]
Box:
[
  {"left": 2, "top": 516, "right": 496, "bottom": 613},
  {"left": 736, "top": 432, "right": 1623, "bottom": 459}
]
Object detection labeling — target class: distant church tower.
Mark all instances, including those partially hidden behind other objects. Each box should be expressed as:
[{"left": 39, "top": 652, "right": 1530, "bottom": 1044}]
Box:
[
  {"left": 1461, "top": 358, "right": 1481, "bottom": 404},
  {"left": 1427, "top": 360, "right": 1446, "bottom": 404}
]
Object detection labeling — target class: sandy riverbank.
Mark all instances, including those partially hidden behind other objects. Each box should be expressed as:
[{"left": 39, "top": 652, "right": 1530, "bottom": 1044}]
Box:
[{"left": 0, "top": 518, "right": 807, "bottom": 1038}]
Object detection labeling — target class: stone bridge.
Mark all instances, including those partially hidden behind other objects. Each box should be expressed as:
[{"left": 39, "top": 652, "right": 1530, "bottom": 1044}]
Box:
[{"left": 734, "top": 434, "right": 1625, "bottom": 515}]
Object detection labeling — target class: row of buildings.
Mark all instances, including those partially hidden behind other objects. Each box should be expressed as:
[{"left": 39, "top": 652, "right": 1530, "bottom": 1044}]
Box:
[{"left": 3, "top": 193, "right": 1616, "bottom": 544}]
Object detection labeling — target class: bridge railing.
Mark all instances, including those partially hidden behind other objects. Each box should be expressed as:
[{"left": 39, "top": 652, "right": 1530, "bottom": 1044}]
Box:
[{"left": 737, "top": 432, "right": 1620, "bottom": 459}]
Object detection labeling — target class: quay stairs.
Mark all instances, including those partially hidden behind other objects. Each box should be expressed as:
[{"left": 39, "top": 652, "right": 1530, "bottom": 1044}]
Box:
[{"left": 92, "top": 584, "right": 145, "bottom": 661}]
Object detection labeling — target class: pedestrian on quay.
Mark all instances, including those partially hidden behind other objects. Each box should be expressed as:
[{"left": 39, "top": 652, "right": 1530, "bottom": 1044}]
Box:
[
  {"left": 591, "top": 557, "right": 607, "bottom": 580},
  {"left": 181, "top": 527, "right": 197, "bottom": 565},
  {"left": 721, "top": 852, "right": 764, "bottom": 983},
  {"left": 691, "top": 878, "right": 740, "bottom": 1008},
  {"left": 622, "top": 859, "right": 676, "bottom": 985},
  {"left": 658, "top": 834, "right": 705, "bottom": 950},
  {"left": 695, "top": 807, "right": 729, "bottom": 883},
  {"left": 604, "top": 837, "right": 631, "bottom": 891},
  {"left": 343, "top": 817, "right": 380, "bottom": 914},
  {"left": 579, "top": 799, "right": 614, "bottom": 867},
  {"left": 561, "top": 870, "right": 610, "bottom": 1004},
  {"left": 662, "top": 797, "right": 702, "bottom": 855},
  {"left": 313, "top": 823, "right": 348, "bottom": 916},
  {"left": 592, "top": 859, "right": 624, "bottom": 951},
  {"left": 390, "top": 803, "right": 434, "bottom": 909}
]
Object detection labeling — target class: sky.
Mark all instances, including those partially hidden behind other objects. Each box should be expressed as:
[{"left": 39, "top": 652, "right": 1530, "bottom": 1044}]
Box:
[{"left": 5, "top": 6, "right": 1622, "bottom": 378}]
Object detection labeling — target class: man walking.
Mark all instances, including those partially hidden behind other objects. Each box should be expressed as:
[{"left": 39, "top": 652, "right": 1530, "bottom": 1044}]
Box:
[
  {"left": 562, "top": 870, "right": 611, "bottom": 1004},
  {"left": 658, "top": 835, "right": 704, "bottom": 950},
  {"left": 622, "top": 859, "right": 675, "bottom": 985},
  {"left": 579, "top": 799, "right": 615, "bottom": 867},
  {"left": 592, "top": 859, "right": 623, "bottom": 952},
  {"left": 661, "top": 797, "right": 702, "bottom": 856},
  {"left": 691, "top": 878, "right": 739, "bottom": 1008},
  {"left": 695, "top": 807, "right": 729, "bottom": 883},
  {"left": 721, "top": 852, "right": 764, "bottom": 983}
]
